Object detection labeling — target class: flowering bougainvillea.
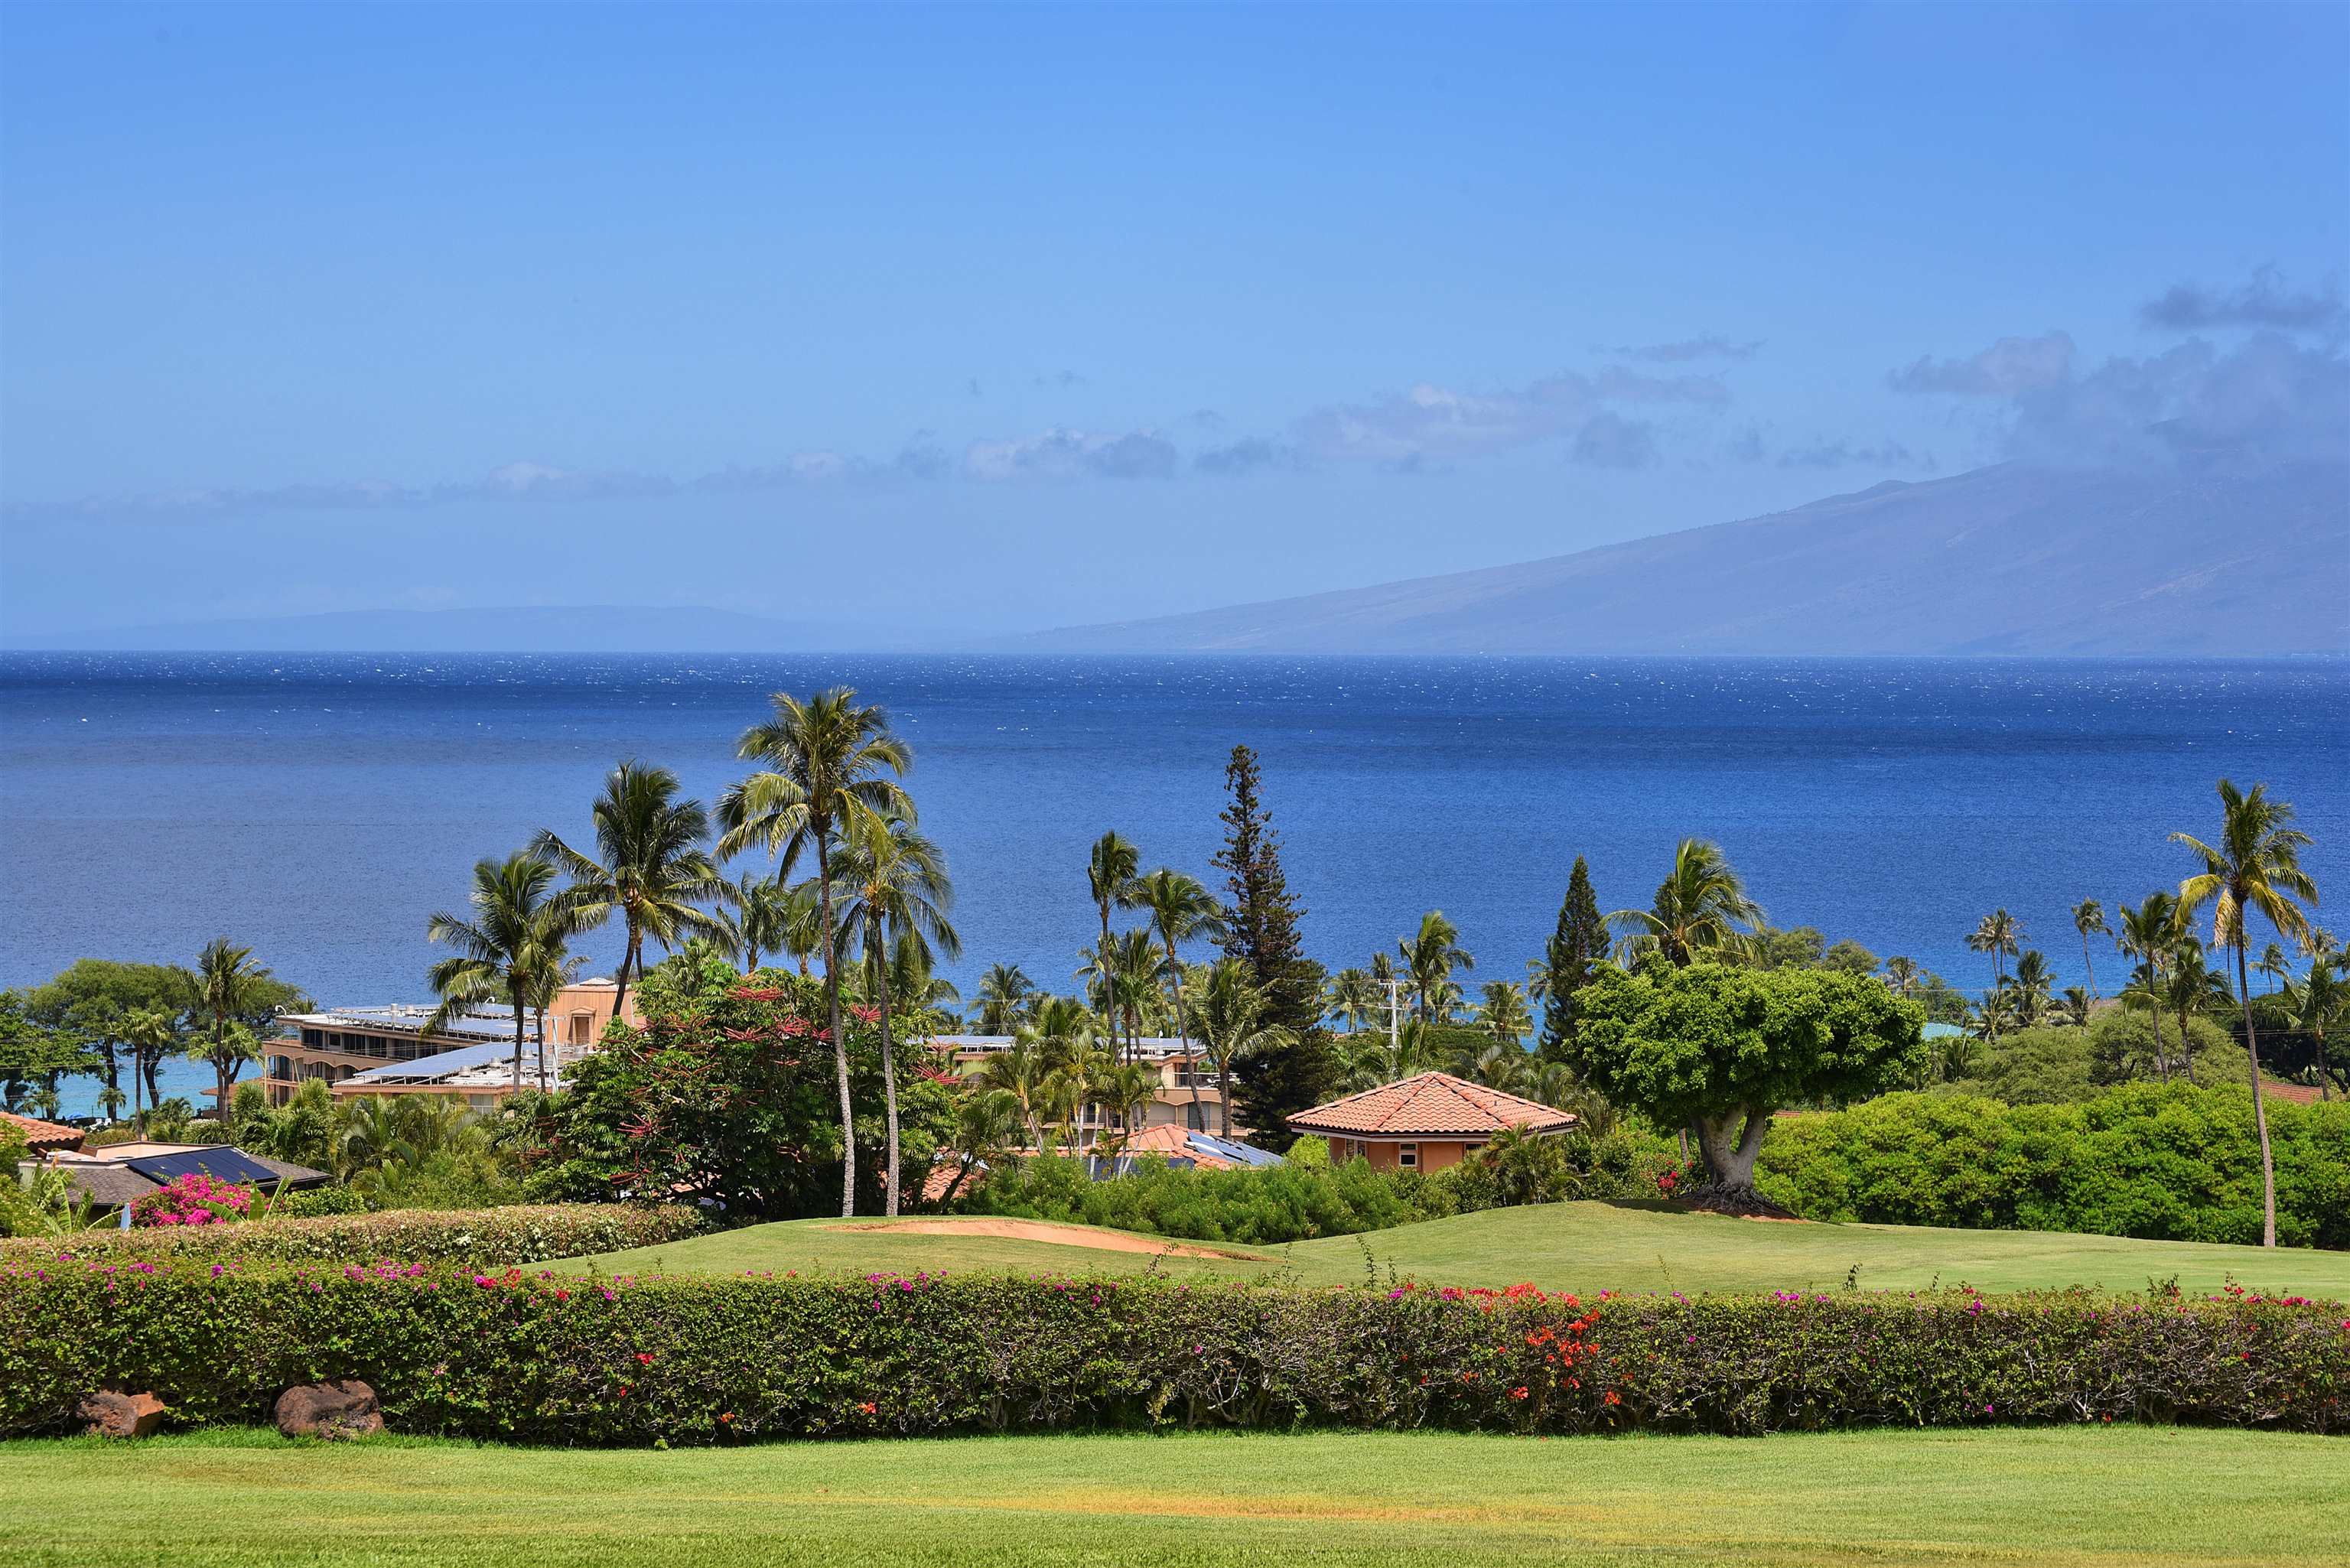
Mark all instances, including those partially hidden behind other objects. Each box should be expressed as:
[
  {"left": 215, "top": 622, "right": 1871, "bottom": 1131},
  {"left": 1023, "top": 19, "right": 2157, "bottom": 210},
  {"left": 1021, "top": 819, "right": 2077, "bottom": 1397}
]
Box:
[
  {"left": 2, "top": 1264, "right": 2341, "bottom": 1444},
  {"left": 130, "top": 1173, "right": 254, "bottom": 1228}
]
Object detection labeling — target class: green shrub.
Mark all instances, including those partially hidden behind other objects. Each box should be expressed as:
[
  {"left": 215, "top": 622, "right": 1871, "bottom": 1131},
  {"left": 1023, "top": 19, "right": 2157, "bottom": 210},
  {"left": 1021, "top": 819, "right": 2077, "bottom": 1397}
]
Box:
[
  {"left": 2, "top": 1263, "right": 2339, "bottom": 1443},
  {"left": 1284, "top": 1134, "right": 1330, "bottom": 1169},
  {"left": 0, "top": 1204, "right": 704, "bottom": 1269},
  {"left": 265, "top": 1185, "right": 369, "bottom": 1219},
  {"left": 1757, "top": 1083, "right": 2350, "bottom": 1248}
]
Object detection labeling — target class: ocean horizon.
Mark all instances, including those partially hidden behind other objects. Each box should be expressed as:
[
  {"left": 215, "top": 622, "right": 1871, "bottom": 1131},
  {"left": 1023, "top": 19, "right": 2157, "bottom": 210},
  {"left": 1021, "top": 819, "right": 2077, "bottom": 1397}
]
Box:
[{"left": 5, "top": 651, "right": 2344, "bottom": 1114}]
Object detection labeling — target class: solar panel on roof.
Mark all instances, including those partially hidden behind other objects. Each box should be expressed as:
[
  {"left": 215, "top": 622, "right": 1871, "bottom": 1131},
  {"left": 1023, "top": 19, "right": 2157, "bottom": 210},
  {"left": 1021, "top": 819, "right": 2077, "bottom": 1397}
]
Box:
[
  {"left": 341, "top": 1040, "right": 516, "bottom": 1085},
  {"left": 124, "top": 1148, "right": 287, "bottom": 1188}
]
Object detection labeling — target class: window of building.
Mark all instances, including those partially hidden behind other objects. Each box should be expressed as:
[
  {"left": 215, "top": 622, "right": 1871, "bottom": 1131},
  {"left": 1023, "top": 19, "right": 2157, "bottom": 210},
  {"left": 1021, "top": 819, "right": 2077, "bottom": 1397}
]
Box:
[{"left": 1398, "top": 1142, "right": 1419, "bottom": 1169}]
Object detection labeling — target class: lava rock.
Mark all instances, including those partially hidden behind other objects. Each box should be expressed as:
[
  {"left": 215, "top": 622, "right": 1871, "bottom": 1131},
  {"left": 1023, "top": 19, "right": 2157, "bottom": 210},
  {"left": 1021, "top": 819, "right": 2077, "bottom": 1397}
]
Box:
[{"left": 274, "top": 1379, "right": 383, "bottom": 1440}]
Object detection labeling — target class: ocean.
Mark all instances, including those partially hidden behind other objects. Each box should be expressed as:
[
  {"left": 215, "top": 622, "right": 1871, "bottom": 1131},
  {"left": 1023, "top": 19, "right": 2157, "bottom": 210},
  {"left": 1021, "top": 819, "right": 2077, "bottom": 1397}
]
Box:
[{"left": 4, "top": 653, "right": 2344, "bottom": 1114}]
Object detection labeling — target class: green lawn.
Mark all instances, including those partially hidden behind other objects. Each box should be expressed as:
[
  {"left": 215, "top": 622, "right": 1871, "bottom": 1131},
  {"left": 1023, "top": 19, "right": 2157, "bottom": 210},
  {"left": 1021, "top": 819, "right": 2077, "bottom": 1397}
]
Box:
[
  {"left": 1, "top": 1426, "right": 2336, "bottom": 1566},
  {"left": 568, "top": 1201, "right": 2350, "bottom": 1298}
]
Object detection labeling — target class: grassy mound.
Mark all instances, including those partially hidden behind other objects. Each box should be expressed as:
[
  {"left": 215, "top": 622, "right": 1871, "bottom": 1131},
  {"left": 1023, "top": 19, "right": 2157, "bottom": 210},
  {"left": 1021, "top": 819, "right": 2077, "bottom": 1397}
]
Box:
[{"left": 569, "top": 1201, "right": 2350, "bottom": 1298}]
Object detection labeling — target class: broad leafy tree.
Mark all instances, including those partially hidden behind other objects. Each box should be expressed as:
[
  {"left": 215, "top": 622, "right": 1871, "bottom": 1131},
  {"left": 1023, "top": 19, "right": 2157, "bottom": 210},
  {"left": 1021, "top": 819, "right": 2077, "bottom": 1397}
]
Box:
[{"left": 1565, "top": 961, "right": 1925, "bottom": 1200}]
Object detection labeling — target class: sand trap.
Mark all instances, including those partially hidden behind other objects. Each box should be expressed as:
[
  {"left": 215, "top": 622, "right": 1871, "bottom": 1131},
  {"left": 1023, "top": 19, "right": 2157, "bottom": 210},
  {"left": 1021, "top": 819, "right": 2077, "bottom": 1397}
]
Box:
[{"left": 824, "top": 1217, "right": 1257, "bottom": 1259}]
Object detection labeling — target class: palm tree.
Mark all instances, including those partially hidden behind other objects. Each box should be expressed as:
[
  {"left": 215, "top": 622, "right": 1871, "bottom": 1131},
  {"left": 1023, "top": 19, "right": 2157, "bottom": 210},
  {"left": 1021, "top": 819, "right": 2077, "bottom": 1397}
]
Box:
[
  {"left": 425, "top": 852, "right": 574, "bottom": 1093},
  {"left": 973, "top": 1033, "right": 1056, "bottom": 1150},
  {"left": 2161, "top": 939, "right": 2233, "bottom": 1085},
  {"left": 717, "top": 688, "right": 913, "bottom": 1218},
  {"left": 2010, "top": 951, "right": 2054, "bottom": 1026},
  {"left": 1967, "top": 910, "right": 2023, "bottom": 989},
  {"left": 121, "top": 1006, "right": 176, "bottom": 1134},
  {"left": 2072, "top": 899, "right": 2109, "bottom": 1000},
  {"left": 1325, "top": 968, "right": 1378, "bottom": 1033},
  {"left": 2117, "top": 894, "right": 2182, "bottom": 1080},
  {"left": 194, "top": 938, "right": 275, "bottom": 1113},
  {"left": 718, "top": 870, "right": 792, "bottom": 976},
  {"left": 2057, "top": 987, "right": 2092, "bottom": 1028},
  {"left": 1476, "top": 981, "right": 1532, "bottom": 1045},
  {"left": 1133, "top": 867, "right": 1226, "bottom": 1049},
  {"left": 970, "top": 963, "right": 1039, "bottom": 1035},
  {"left": 2255, "top": 942, "right": 2292, "bottom": 995},
  {"left": 1085, "top": 833, "right": 1144, "bottom": 1051},
  {"left": 835, "top": 805, "right": 960, "bottom": 1216},
  {"left": 2286, "top": 959, "right": 2345, "bottom": 1099},
  {"left": 1190, "top": 958, "right": 1292, "bottom": 1138},
  {"left": 1396, "top": 911, "right": 1474, "bottom": 1022},
  {"left": 1882, "top": 955, "right": 1921, "bottom": 998},
  {"left": 537, "top": 760, "right": 727, "bottom": 1023},
  {"left": 1610, "top": 839, "right": 1762, "bottom": 967},
  {"left": 1092, "top": 1060, "right": 1160, "bottom": 1163},
  {"left": 2173, "top": 779, "right": 2320, "bottom": 1248},
  {"left": 932, "top": 1089, "right": 1023, "bottom": 1209}
]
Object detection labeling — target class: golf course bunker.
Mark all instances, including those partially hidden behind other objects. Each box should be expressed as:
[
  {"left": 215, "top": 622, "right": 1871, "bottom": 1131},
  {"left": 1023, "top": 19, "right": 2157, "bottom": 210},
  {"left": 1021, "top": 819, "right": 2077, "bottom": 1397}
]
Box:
[{"left": 825, "top": 1218, "right": 1261, "bottom": 1259}]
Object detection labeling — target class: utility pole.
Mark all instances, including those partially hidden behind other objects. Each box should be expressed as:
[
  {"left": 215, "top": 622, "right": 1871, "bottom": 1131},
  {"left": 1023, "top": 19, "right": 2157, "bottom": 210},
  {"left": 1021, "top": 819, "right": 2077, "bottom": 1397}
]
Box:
[{"left": 1386, "top": 976, "right": 1402, "bottom": 1054}]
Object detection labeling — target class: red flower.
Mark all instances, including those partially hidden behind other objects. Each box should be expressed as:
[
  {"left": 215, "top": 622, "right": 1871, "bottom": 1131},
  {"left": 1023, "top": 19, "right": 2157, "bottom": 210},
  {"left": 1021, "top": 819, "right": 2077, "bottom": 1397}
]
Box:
[{"left": 858, "top": 1401, "right": 877, "bottom": 1415}]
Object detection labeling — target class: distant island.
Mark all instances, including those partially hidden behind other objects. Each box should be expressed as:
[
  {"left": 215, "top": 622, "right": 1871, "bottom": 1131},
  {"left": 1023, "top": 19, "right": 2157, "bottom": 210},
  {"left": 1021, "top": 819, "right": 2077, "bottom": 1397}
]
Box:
[
  {"left": 10, "top": 460, "right": 2344, "bottom": 656},
  {"left": 1037, "top": 459, "right": 2349, "bottom": 657}
]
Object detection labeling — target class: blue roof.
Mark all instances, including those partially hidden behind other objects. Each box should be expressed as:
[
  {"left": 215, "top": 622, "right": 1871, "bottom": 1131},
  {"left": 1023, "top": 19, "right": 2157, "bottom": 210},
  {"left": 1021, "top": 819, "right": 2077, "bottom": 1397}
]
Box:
[
  {"left": 341, "top": 1041, "right": 519, "bottom": 1085},
  {"left": 1922, "top": 1021, "right": 1967, "bottom": 1039}
]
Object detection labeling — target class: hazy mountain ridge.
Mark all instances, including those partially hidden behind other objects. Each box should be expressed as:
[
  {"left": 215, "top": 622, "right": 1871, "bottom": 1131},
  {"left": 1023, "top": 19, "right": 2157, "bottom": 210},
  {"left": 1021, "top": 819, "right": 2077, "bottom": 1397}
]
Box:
[
  {"left": 1035, "top": 461, "right": 2349, "bottom": 656},
  {"left": 7, "top": 604, "right": 938, "bottom": 654}
]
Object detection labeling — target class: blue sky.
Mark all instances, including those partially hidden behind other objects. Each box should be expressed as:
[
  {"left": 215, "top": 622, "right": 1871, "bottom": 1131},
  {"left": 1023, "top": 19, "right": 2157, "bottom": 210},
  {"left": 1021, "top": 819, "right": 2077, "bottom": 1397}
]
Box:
[{"left": 2, "top": 2, "right": 2343, "bottom": 637}]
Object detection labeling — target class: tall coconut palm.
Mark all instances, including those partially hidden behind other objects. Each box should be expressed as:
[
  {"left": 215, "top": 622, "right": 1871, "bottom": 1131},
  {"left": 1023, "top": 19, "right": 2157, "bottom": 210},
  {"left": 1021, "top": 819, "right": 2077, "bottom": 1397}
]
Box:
[
  {"left": 1086, "top": 833, "right": 1144, "bottom": 1050},
  {"left": 1397, "top": 911, "right": 1475, "bottom": 1022},
  {"left": 970, "top": 963, "right": 1039, "bottom": 1034},
  {"left": 1476, "top": 981, "right": 1532, "bottom": 1045},
  {"left": 194, "top": 938, "right": 275, "bottom": 1112},
  {"left": 1967, "top": 910, "right": 2023, "bottom": 989},
  {"left": 2286, "top": 958, "right": 2345, "bottom": 1099},
  {"left": 1610, "top": 839, "right": 1762, "bottom": 967},
  {"left": 536, "top": 760, "right": 727, "bottom": 1023},
  {"left": 2173, "top": 779, "right": 2320, "bottom": 1248},
  {"left": 1133, "top": 867, "right": 1226, "bottom": 1049},
  {"left": 2255, "top": 942, "right": 2293, "bottom": 995},
  {"left": 1092, "top": 1060, "right": 1161, "bottom": 1163},
  {"left": 835, "top": 805, "right": 960, "bottom": 1216},
  {"left": 2057, "top": 986, "right": 2092, "bottom": 1028},
  {"left": 717, "top": 688, "right": 913, "bottom": 1218},
  {"left": 425, "top": 852, "right": 576, "bottom": 1092},
  {"left": 1190, "top": 958, "right": 1292, "bottom": 1138},
  {"left": 2072, "top": 899, "right": 2109, "bottom": 999}
]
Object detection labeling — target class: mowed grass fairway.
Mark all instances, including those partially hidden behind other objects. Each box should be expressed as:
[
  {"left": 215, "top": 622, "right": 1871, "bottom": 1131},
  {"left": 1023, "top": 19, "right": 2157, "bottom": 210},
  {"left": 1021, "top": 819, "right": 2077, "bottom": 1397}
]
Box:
[
  {"left": 568, "top": 1202, "right": 2350, "bottom": 1298},
  {"left": 2, "top": 1427, "right": 2339, "bottom": 1567}
]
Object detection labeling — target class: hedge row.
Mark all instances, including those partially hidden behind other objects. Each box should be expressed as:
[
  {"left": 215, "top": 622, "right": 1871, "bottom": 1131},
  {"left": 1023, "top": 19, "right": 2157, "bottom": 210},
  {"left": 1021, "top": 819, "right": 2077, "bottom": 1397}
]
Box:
[
  {"left": 1756, "top": 1085, "right": 2350, "bottom": 1249},
  {"left": 3, "top": 1262, "right": 2341, "bottom": 1443},
  {"left": 0, "top": 1205, "right": 703, "bottom": 1270}
]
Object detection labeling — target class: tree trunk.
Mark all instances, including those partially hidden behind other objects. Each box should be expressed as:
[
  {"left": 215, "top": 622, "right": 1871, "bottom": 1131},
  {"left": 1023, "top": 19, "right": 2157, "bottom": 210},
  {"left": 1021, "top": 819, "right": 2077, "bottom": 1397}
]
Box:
[
  {"left": 1694, "top": 1107, "right": 1769, "bottom": 1193},
  {"left": 1218, "top": 1059, "right": 1232, "bottom": 1139},
  {"left": 511, "top": 991, "right": 526, "bottom": 1092},
  {"left": 817, "top": 832, "right": 854, "bottom": 1218},
  {"left": 877, "top": 940, "right": 902, "bottom": 1218},
  {"left": 611, "top": 919, "right": 639, "bottom": 1026},
  {"left": 2081, "top": 936, "right": 2097, "bottom": 1001},
  {"left": 2237, "top": 942, "right": 2277, "bottom": 1248},
  {"left": 2147, "top": 1000, "right": 2170, "bottom": 1082},
  {"left": 535, "top": 1006, "right": 549, "bottom": 1093}
]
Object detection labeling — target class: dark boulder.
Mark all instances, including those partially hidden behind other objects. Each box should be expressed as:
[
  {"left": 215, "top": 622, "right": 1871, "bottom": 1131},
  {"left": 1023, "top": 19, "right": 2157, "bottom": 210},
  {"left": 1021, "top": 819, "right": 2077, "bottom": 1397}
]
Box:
[{"left": 274, "top": 1379, "right": 383, "bottom": 1440}]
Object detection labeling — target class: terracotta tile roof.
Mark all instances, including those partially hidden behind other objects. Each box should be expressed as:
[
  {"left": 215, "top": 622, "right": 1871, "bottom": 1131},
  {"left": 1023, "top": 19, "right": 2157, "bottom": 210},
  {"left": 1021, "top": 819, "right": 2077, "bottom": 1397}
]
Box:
[
  {"left": 2, "top": 1110, "right": 85, "bottom": 1153},
  {"left": 1287, "top": 1072, "right": 1577, "bottom": 1138}
]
